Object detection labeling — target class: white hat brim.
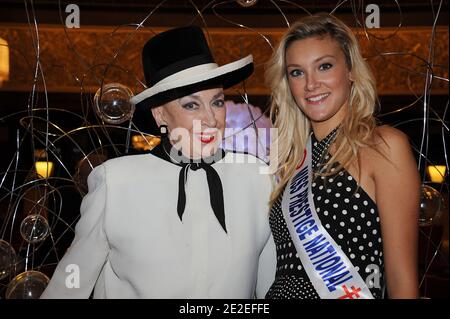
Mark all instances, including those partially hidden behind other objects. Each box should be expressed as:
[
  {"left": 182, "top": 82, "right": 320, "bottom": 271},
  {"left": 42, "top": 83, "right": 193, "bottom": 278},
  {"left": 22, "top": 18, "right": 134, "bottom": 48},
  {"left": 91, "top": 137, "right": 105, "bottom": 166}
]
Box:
[{"left": 131, "top": 55, "right": 253, "bottom": 106}]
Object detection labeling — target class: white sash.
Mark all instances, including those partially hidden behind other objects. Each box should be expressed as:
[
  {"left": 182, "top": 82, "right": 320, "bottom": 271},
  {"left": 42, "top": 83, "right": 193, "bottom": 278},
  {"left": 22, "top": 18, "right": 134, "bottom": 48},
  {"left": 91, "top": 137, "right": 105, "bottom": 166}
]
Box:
[{"left": 281, "top": 136, "right": 374, "bottom": 299}]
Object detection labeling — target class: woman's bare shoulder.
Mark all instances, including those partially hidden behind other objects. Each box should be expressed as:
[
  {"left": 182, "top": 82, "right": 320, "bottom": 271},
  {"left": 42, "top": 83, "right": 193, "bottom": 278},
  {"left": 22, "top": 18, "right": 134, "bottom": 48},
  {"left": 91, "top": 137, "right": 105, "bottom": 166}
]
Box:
[
  {"left": 362, "top": 125, "right": 416, "bottom": 173},
  {"left": 374, "top": 125, "right": 411, "bottom": 147},
  {"left": 362, "top": 125, "right": 411, "bottom": 155}
]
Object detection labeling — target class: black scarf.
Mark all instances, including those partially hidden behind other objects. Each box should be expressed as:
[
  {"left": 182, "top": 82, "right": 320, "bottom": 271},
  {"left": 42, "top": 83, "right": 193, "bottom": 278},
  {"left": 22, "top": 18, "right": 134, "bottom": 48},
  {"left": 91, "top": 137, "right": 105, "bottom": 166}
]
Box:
[{"left": 150, "top": 137, "right": 227, "bottom": 233}]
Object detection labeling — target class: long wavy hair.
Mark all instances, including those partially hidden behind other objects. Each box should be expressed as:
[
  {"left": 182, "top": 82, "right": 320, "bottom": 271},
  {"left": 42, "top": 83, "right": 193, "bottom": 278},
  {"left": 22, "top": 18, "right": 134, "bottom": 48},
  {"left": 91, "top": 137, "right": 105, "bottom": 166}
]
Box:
[{"left": 267, "top": 13, "right": 380, "bottom": 206}]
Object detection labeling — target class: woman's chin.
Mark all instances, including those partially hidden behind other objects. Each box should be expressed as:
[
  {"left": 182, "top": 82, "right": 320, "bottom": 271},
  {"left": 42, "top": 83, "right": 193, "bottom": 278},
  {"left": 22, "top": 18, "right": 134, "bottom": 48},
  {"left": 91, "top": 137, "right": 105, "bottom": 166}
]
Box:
[{"left": 192, "top": 145, "right": 217, "bottom": 159}]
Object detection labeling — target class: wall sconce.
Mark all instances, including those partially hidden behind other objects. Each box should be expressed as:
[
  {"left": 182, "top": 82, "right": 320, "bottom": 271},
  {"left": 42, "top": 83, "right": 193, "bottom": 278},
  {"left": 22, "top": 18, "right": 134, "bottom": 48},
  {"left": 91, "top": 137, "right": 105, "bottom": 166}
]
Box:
[
  {"left": 131, "top": 135, "right": 160, "bottom": 151},
  {"left": 0, "top": 37, "right": 9, "bottom": 86},
  {"left": 427, "top": 165, "right": 447, "bottom": 183},
  {"left": 35, "top": 161, "right": 54, "bottom": 179},
  {"left": 34, "top": 149, "right": 54, "bottom": 179}
]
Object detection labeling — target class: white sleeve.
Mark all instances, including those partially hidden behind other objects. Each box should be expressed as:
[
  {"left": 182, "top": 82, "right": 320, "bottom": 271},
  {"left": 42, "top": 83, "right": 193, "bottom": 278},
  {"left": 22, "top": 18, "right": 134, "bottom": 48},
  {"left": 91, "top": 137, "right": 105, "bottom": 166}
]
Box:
[
  {"left": 255, "top": 171, "right": 277, "bottom": 299},
  {"left": 41, "top": 165, "right": 110, "bottom": 299},
  {"left": 255, "top": 233, "right": 276, "bottom": 299}
]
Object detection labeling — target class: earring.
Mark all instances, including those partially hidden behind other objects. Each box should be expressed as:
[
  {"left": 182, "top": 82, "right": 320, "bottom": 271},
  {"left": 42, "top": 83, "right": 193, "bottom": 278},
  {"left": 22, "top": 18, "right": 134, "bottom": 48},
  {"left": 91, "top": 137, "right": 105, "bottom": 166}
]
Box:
[{"left": 159, "top": 124, "right": 168, "bottom": 136}]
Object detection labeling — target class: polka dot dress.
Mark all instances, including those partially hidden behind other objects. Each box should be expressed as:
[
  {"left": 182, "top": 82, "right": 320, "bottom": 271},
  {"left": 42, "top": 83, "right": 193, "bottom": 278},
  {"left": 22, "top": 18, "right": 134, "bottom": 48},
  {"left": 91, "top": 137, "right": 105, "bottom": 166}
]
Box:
[{"left": 266, "top": 128, "right": 385, "bottom": 299}]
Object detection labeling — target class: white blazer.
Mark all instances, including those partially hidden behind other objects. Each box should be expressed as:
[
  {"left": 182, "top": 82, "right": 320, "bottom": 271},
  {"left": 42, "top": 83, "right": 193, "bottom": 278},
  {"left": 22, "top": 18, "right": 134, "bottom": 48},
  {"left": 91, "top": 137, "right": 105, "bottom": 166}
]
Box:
[{"left": 41, "top": 151, "right": 276, "bottom": 298}]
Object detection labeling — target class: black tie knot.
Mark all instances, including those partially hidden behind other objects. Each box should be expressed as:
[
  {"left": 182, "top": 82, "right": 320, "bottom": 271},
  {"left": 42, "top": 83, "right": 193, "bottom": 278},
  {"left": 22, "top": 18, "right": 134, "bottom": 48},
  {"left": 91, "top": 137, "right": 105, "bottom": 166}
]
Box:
[{"left": 189, "top": 162, "right": 202, "bottom": 171}]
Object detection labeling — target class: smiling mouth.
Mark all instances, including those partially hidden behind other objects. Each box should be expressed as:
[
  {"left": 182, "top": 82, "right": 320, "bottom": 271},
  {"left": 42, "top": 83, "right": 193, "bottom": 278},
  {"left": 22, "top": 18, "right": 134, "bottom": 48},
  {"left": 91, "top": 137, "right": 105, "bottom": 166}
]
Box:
[
  {"left": 306, "top": 93, "right": 330, "bottom": 104},
  {"left": 197, "top": 134, "right": 216, "bottom": 144}
]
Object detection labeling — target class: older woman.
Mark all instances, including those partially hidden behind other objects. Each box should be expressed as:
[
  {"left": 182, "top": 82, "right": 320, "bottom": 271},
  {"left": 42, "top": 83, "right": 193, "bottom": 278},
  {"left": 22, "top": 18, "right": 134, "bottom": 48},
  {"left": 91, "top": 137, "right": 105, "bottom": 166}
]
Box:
[{"left": 41, "top": 26, "right": 275, "bottom": 298}]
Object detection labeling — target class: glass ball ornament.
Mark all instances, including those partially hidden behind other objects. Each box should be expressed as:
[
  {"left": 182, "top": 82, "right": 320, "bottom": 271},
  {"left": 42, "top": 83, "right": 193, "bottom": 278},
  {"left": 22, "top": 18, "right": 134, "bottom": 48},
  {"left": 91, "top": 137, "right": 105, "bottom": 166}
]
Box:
[
  {"left": 20, "top": 214, "right": 50, "bottom": 244},
  {"left": 94, "top": 83, "right": 135, "bottom": 124},
  {"left": 0, "top": 239, "right": 16, "bottom": 280},
  {"left": 236, "top": 0, "right": 258, "bottom": 7},
  {"left": 419, "top": 184, "right": 444, "bottom": 226},
  {"left": 6, "top": 270, "right": 50, "bottom": 299}
]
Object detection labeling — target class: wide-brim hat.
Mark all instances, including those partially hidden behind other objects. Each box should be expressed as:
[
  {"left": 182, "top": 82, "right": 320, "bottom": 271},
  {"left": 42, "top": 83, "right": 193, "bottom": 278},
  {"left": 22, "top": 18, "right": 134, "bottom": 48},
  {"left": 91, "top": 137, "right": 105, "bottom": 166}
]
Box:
[{"left": 131, "top": 25, "right": 254, "bottom": 109}]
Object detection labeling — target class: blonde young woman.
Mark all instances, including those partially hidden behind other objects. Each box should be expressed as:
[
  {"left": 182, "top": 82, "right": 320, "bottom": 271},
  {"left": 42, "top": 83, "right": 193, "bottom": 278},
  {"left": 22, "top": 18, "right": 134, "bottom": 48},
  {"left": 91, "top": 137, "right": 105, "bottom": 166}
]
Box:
[{"left": 265, "top": 14, "right": 420, "bottom": 299}]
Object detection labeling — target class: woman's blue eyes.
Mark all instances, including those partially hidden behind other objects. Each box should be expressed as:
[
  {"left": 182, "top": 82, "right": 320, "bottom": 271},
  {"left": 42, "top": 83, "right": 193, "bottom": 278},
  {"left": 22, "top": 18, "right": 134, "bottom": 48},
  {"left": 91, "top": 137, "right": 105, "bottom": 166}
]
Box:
[
  {"left": 181, "top": 99, "right": 224, "bottom": 110},
  {"left": 319, "top": 63, "right": 333, "bottom": 71},
  {"left": 289, "top": 69, "right": 303, "bottom": 77},
  {"left": 288, "top": 63, "right": 333, "bottom": 77}
]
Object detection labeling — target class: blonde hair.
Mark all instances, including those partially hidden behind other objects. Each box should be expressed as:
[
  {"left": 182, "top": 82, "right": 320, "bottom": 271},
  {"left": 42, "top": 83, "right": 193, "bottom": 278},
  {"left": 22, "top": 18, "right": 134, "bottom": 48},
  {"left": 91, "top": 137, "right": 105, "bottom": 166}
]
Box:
[{"left": 267, "top": 13, "right": 379, "bottom": 206}]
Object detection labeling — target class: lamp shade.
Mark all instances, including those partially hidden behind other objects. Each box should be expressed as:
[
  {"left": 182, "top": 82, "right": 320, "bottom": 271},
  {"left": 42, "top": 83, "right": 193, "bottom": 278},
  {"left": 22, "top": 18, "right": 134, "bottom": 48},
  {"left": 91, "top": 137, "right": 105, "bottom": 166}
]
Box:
[
  {"left": 427, "top": 165, "right": 446, "bottom": 183},
  {"left": 0, "top": 37, "right": 9, "bottom": 86},
  {"left": 35, "top": 161, "right": 54, "bottom": 179}
]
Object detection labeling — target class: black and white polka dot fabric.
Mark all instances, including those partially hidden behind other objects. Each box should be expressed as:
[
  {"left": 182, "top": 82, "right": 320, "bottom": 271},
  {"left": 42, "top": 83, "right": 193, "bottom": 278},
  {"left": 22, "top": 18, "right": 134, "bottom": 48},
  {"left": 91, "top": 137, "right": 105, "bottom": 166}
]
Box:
[{"left": 266, "top": 129, "right": 385, "bottom": 299}]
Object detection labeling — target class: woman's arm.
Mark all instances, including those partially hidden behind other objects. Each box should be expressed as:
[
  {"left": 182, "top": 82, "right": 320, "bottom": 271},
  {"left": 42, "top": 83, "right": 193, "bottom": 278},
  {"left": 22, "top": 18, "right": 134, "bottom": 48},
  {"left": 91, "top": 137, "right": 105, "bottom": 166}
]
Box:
[
  {"left": 371, "top": 126, "right": 420, "bottom": 298},
  {"left": 255, "top": 233, "right": 277, "bottom": 298},
  {"left": 41, "top": 165, "right": 110, "bottom": 298}
]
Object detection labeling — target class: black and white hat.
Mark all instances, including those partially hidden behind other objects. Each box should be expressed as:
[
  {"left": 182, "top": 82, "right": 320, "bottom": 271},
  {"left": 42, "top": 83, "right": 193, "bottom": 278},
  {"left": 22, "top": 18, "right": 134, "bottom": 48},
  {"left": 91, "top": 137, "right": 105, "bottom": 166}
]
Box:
[{"left": 131, "top": 25, "right": 254, "bottom": 109}]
